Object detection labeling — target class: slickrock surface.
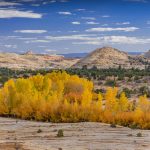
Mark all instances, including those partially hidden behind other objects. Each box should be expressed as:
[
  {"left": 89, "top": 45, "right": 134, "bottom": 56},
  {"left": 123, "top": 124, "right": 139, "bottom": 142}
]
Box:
[{"left": 0, "top": 117, "right": 150, "bottom": 150}]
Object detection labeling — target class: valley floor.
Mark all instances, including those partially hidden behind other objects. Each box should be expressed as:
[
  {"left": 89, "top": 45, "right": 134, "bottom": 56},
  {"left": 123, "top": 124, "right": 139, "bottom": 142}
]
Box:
[{"left": 0, "top": 117, "right": 150, "bottom": 150}]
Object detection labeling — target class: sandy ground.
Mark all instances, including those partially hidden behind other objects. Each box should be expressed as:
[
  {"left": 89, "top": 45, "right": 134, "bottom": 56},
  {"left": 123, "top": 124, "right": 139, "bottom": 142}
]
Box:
[{"left": 0, "top": 117, "right": 150, "bottom": 150}]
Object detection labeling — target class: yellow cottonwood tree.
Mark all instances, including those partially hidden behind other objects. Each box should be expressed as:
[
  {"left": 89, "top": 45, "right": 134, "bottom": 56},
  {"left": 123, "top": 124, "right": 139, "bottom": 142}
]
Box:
[
  {"left": 97, "top": 93, "right": 103, "bottom": 110},
  {"left": 0, "top": 71, "right": 149, "bottom": 129},
  {"left": 105, "top": 87, "right": 118, "bottom": 112},
  {"left": 118, "top": 92, "right": 129, "bottom": 112},
  {"left": 138, "top": 95, "right": 150, "bottom": 112}
]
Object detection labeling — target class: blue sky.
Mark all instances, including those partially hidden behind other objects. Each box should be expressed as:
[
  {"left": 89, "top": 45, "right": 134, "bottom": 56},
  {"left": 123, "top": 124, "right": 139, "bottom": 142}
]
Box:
[{"left": 0, "top": 0, "right": 150, "bottom": 54}]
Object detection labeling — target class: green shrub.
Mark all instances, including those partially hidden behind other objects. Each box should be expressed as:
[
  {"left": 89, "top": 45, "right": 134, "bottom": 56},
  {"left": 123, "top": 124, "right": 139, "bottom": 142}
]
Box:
[
  {"left": 57, "top": 129, "right": 64, "bottom": 137},
  {"left": 127, "top": 134, "right": 133, "bottom": 137},
  {"left": 129, "top": 123, "right": 138, "bottom": 129},
  {"left": 37, "top": 129, "right": 42, "bottom": 133},
  {"left": 105, "top": 80, "right": 116, "bottom": 87},
  {"left": 136, "top": 132, "right": 142, "bottom": 137},
  {"left": 110, "top": 123, "right": 116, "bottom": 128}
]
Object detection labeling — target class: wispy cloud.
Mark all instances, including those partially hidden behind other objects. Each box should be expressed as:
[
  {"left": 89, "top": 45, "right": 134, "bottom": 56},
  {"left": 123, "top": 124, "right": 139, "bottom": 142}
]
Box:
[
  {"left": 86, "top": 27, "right": 139, "bottom": 32},
  {"left": 59, "top": 0, "right": 69, "bottom": 3},
  {"left": 4, "top": 44, "right": 17, "bottom": 48},
  {"left": 73, "top": 36, "right": 150, "bottom": 45},
  {"left": 38, "top": 45, "right": 47, "bottom": 48},
  {"left": 101, "top": 24, "right": 108, "bottom": 26},
  {"left": 76, "top": 8, "right": 86, "bottom": 11},
  {"left": 68, "top": 30, "right": 79, "bottom": 33},
  {"left": 101, "top": 15, "right": 110, "bottom": 18},
  {"left": 58, "top": 11, "right": 72, "bottom": 15},
  {"left": 86, "top": 21, "right": 99, "bottom": 25},
  {"left": 14, "top": 30, "right": 47, "bottom": 34},
  {"left": 31, "top": 4, "right": 41, "bottom": 7},
  {"left": 72, "top": 21, "right": 80, "bottom": 25},
  {"left": 45, "top": 34, "right": 97, "bottom": 41},
  {"left": 81, "top": 17, "right": 96, "bottom": 20},
  {"left": 45, "top": 34, "right": 150, "bottom": 45},
  {"left": 147, "top": 20, "right": 150, "bottom": 24},
  {"left": 17, "top": 37, "right": 38, "bottom": 40},
  {"left": 25, "top": 40, "right": 49, "bottom": 43},
  {"left": 0, "top": 1, "right": 21, "bottom": 6},
  {"left": 123, "top": 0, "right": 148, "bottom": 3},
  {"left": 45, "top": 49, "right": 57, "bottom": 52},
  {"left": 116, "top": 22, "right": 130, "bottom": 25},
  {"left": 15, "top": 0, "right": 69, "bottom": 3}
]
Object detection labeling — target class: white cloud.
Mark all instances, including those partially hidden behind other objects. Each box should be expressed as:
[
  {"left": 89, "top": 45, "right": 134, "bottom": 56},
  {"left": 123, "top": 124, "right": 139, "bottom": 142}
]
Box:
[
  {"left": 17, "top": 0, "right": 36, "bottom": 2},
  {"left": 72, "top": 21, "right": 80, "bottom": 25},
  {"left": 16, "top": 0, "right": 41, "bottom": 2},
  {"left": 86, "top": 27, "right": 139, "bottom": 32},
  {"left": 68, "top": 30, "right": 79, "bottom": 33},
  {"left": 14, "top": 30, "right": 47, "bottom": 34},
  {"left": 86, "top": 21, "right": 99, "bottom": 25},
  {"left": 38, "top": 45, "right": 47, "bottom": 48},
  {"left": 60, "top": 0, "right": 69, "bottom": 2},
  {"left": 45, "top": 34, "right": 150, "bottom": 45},
  {"left": 102, "top": 36, "right": 150, "bottom": 44},
  {"left": 31, "top": 4, "right": 41, "bottom": 7},
  {"left": 0, "top": 9, "right": 42, "bottom": 18},
  {"left": 42, "top": 1, "right": 50, "bottom": 5},
  {"left": 76, "top": 9, "right": 86, "bottom": 11},
  {"left": 4, "top": 44, "right": 17, "bottom": 48},
  {"left": 45, "top": 34, "right": 97, "bottom": 41},
  {"left": 81, "top": 17, "right": 96, "bottom": 20},
  {"left": 45, "top": 49, "right": 57, "bottom": 52},
  {"left": 25, "top": 40, "right": 49, "bottom": 43},
  {"left": 116, "top": 22, "right": 130, "bottom": 25},
  {"left": 72, "top": 41, "right": 99, "bottom": 45},
  {"left": 101, "top": 24, "right": 108, "bottom": 26},
  {"left": 58, "top": 11, "right": 72, "bottom": 15},
  {"left": 101, "top": 15, "right": 110, "bottom": 18},
  {"left": 0, "top": 1, "right": 21, "bottom": 6},
  {"left": 0, "top": 36, "right": 20, "bottom": 40},
  {"left": 73, "top": 36, "right": 150, "bottom": 45},
  {"left": 124, "top": 0, "right": 147, "bottom": 3},
  {"left": 17, "top": 37, "right": 38, "bottom": 40},
  {"left": 147, "top": 21, "right": 150, "bottom": 24}
]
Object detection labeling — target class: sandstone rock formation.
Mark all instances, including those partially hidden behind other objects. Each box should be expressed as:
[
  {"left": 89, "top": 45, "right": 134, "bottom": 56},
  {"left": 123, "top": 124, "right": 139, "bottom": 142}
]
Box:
[
  {"left": 73, "top": 47, "right": 149, "bottom": 69},
  {"left": 0, "top": 47, "right": 149, "bottom": 70},
  {"left": 0, "top": 53, "right": 79, "bottom": 70}
]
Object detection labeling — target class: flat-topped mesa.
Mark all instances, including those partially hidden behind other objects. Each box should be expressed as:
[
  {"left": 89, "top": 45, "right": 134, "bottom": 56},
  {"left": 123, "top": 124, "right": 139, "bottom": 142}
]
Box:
[{"left": 73, "top": 47, "right": 129, "bottom": 69}]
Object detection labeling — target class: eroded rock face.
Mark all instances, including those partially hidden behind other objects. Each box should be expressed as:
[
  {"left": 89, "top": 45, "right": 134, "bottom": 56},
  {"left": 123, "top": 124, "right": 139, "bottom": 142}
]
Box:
[{"left": 73, "top": 47, "right": 149, "bottom": 69}]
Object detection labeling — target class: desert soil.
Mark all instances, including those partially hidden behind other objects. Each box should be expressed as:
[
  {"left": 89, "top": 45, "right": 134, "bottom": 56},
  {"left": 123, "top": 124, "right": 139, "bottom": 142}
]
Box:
[{"left": 0, "top": 117, "right": 150, "bottom": 150}]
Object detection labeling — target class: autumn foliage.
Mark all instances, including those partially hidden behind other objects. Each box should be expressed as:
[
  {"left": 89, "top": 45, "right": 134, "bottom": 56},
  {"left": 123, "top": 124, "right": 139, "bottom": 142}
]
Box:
[{"left": 0, "top": 71, "right": 150, "bottom": 129}]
